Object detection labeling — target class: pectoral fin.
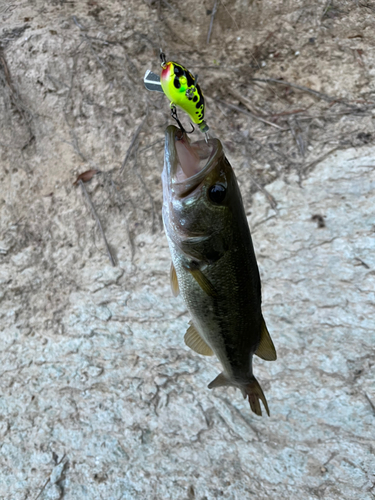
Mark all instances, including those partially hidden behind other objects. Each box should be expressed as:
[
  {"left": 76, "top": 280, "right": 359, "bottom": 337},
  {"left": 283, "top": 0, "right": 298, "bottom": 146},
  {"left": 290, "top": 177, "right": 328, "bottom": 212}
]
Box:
[
  {"left": 184, "top": 322, "right": 213, "bottom": 356},
  {"left": 170, "top": 262, "right": 179, "bottom": 297},
  {"left": 255, "top": 315, "right": 277, "bottom": 361},
  {"left": 208, "top": 372, "right": 230, "bottom": 389},
  {"left": 188, "top": 268, "right": 217, "bottom": 297}
]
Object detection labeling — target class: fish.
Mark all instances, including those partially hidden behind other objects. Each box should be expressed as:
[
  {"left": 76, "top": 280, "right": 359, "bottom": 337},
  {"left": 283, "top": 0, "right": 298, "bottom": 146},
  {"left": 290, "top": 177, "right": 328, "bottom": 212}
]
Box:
[{"left": 162, "top": 125, "right": 277, "bottom": 417}]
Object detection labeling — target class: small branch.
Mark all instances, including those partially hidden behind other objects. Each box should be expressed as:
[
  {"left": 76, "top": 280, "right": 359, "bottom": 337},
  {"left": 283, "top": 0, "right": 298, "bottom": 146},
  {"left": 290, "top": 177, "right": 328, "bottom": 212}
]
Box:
[
  {"left": 365, "top": 393, "right": 375, "bottom": 416},
  {"left": 207, "top": 0, "right": 219, "bottom": 45},
  {"left": 0, "top": 49, "right": 34, "bottom": 143},
  {"left": 288, "top": 117, "right": 305, "bottom": 157},
  {"left": 138, "top": 138, "right": 164, "bottom": 154},
  {"left": 161, "top": 0, "right": 186, "bottom": 20},
  {"left": 244, "top": 164, "right": 278, "bottom": 210},
  {"left": 267, "top": 108, "right": 308, "bottom": 119},
  {"left": 120, "top": 115, "right": 147, "bottom": 175},
  {"left": 79, "top": 180, "right": 116, "bottom": 266},
  {"left": 34, "top": 454, "right": 66, "bottom": 500},
  {"left": 321, "top": 0, "right": 332, "bottom": 21},
  {"left": 218, "top": 99, "right": 288, "bottom": 131},
  {"left": 227, "top": 88, "right": 266, "bottom": 116},
  {"left": 132, "top": 137, "right": 159, "bottom": 233},
  {"left": 82, "top": 34, "right": 108, "bottom": 71},
  {"left": 301, "top": 146, "right": 340, "bottom": 176},
  {"left": 72, "top": 15, "right": 87, "bottom": 31},
  {"left": 251, "top": 77, "right": 339, "bottom": 103}
]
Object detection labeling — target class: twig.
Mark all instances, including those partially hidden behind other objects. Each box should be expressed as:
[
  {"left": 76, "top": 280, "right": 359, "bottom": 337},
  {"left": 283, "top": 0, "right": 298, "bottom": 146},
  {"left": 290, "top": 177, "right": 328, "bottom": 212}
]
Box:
[
  {"left": 251, "top": 178, "right": 277, "bottom": 210},
  {"left": 354, "top": 257, "right": 370, "bottom": 269},
  {"left": 227, "top": 88, "right": 266, "bottom": 116},
  {"left": 244, "top": 164, "right": 278, "bottom": 209},
  {"left": 83, "top": 97, "right": 127, "bottom": 116},
  {"left": 0, "top": 24, "right": 30, "bottom": 50},
  {"left": 301, "top": 146, "right": 340, "bottom": 176},
  {"left": 132, "top": 137, "right": 159, "bottom": 233},
  {"left": 288, "top": 117, "right": 305, "bottom": 157},
  {"left": 119, "top": 115, "right": 147, "bottom": 174},
  {"left": 138, "top": 138, "right": 164, "bottom": 154},
  {"left": 82, "top": 34, "right": 108, "bottom": 71},
  {"left": 365, "top": 393, "right": 375, "bottom": 416},
  {"left": 64, "top": 49, "right": 81, "bottom": 113},
  {"left": 321, "top": 0, "right": 332, "bottom": 21},
  {"left": 267, "top": 108, "right": 308, "bottom": 118},
  {"left": 34, "top": 475, "right": 51, "bottom": 499},
  {"left": 34, "top": 454, "right": 66, "bottom": 500},
  {"left": 45, "top": 73, "right": 70, "bottom": 90},
  {"left": 161, "top": 0, "right": 186, "bottom": 20},
  {"left": 157, "top": 0, "right": 163, "bottom": 20},
  {"left": 207, "top": 0, "right": 219, "bottom": 45},
  {"left": 0, "top": 49, "right": 34, "bottom": 143},
  {"left": 68, "top": 128, "right": 88, "bottom": 162},
  {"left": 72, "top": 15, "right": 87, "bottom": 31},
  {"left": 251, "top": 77, "right": 338, "bottom": 103},
  {"left": 218, "top": 99, "right": 288, "bottom": 131},
  {"left": 249, "top": 136, "right": 296, "bottom": 165},
  {"left": 79, "top": 180, "right": 116, "bottom": 266}
]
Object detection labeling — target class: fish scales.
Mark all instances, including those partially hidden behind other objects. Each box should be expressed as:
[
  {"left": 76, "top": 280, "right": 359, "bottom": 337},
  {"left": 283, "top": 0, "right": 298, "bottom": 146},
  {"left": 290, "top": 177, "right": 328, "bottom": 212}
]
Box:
[{"left": 162, "top": 125, "right": 277, "bottom": 416}]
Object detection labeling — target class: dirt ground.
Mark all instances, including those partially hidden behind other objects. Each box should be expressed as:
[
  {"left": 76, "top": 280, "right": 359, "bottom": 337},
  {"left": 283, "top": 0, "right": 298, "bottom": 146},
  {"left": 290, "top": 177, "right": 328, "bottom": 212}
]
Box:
[{"left": 1, "top": 1, "right": 375, "bottom": 499}]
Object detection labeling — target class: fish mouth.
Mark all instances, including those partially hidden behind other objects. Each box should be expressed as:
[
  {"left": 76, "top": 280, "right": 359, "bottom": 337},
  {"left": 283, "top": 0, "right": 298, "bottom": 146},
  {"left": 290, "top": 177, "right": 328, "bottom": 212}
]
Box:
[{"left": 164, "top": 125, "right": 222, "bottom": 197}]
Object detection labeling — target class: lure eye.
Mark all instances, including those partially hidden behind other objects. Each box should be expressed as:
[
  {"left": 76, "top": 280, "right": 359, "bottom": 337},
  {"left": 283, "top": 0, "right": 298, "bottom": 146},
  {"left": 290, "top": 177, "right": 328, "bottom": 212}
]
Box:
[{"left": 208, "top": 184, "right": 226, "bottom": 204}]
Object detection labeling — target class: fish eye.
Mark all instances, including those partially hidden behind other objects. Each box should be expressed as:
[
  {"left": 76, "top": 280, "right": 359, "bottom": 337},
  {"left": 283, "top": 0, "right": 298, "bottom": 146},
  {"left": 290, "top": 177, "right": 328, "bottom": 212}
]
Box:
[{"left": 208, "top": 184, "right": 226, "bottom": 204}]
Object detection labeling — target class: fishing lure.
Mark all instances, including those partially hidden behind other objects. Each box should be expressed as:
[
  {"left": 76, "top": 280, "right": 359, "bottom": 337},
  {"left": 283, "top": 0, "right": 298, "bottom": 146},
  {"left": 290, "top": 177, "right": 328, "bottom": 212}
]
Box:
[{"left": 144, "top": 52, "right": 209, "bottom": 134}]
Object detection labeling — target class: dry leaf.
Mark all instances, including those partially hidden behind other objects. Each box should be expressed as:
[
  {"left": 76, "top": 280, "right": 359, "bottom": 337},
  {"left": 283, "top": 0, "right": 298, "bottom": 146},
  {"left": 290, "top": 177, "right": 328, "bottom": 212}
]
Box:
[{"left": 73, "top": 169, "right": 99, "bottom": 186}]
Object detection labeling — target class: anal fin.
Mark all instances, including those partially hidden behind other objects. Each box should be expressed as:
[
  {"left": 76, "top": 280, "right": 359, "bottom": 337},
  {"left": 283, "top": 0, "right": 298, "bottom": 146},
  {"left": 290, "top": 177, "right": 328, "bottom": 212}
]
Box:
[
  {"left": 170, "top": 262, "right": 179, "bottom": 297},
  {"left": 184, "top": 322, "right": 213, "bottom": 356},
  {"left": 207, "top": 372, "right": 230, "bottom": 389},
  {"left": 255, "top": 315, "right": 277, "bottom": 361}
]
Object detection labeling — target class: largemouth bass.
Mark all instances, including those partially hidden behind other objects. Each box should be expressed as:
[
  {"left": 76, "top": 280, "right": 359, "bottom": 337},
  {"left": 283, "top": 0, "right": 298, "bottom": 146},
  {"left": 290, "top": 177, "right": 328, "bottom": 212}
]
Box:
[{"left": 162, "top": 125, "right": 277, "bottom": 416}]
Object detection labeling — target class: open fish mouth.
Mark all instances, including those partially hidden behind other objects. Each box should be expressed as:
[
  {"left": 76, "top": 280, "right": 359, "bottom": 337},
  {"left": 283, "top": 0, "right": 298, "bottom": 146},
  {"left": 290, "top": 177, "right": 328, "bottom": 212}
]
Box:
[{"left": 164, "top": 125, "right": 222, "bottom": 197}]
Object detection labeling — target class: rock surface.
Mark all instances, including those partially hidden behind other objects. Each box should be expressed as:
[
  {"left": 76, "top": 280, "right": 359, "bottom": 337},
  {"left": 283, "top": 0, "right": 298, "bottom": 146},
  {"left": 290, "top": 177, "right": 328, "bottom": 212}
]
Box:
[
  {"left": 1, "top": 1, "right": 374, "bottom": 499},
  {"left": 1, "top": 147, "right": 374, "bottom": 500}
]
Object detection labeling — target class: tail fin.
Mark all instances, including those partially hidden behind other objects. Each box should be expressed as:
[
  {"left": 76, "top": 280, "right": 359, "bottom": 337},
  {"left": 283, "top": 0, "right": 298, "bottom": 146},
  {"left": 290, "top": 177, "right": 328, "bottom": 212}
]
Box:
[{"left": 243, "top": 377, "right": 270, "bottom": 417}]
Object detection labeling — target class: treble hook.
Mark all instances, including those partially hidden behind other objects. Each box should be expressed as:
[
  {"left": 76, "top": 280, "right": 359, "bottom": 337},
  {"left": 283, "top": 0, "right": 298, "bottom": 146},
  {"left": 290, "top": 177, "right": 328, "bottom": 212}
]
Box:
[{"left": 170, "top": 105, "right": 195, "bottom": 134}]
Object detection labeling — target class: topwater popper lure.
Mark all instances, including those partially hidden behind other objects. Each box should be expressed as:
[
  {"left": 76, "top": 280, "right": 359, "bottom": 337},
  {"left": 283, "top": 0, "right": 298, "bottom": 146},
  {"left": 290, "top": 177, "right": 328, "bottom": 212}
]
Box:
[{"left": 144, "top": 51, "right": 209, "bottom": 134}]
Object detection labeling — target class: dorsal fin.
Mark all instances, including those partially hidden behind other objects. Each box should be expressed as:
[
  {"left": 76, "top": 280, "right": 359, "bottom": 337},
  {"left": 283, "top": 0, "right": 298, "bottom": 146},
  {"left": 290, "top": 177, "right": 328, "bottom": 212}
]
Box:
[
  {"left": 184, "top": 322, "right": 213, "bottom": 356},
  {"left": 255, "top": 315, "right": 277, "bottom": 361},
  {"left": 170, "top": 262, "right": 179, "bottom": 297}
]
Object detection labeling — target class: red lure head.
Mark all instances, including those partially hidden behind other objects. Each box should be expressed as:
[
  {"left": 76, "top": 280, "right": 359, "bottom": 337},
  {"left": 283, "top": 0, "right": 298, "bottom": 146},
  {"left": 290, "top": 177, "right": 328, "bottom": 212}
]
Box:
[{"left": 161, "top": 62, "right": 172, "bottom": 83}]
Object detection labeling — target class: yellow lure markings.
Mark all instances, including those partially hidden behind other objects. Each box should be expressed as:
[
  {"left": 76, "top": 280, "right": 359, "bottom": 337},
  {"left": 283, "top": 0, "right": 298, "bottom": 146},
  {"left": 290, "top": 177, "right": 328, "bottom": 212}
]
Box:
[{"left": 160, "top": 61, "right": 209, "bottom": 133}]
